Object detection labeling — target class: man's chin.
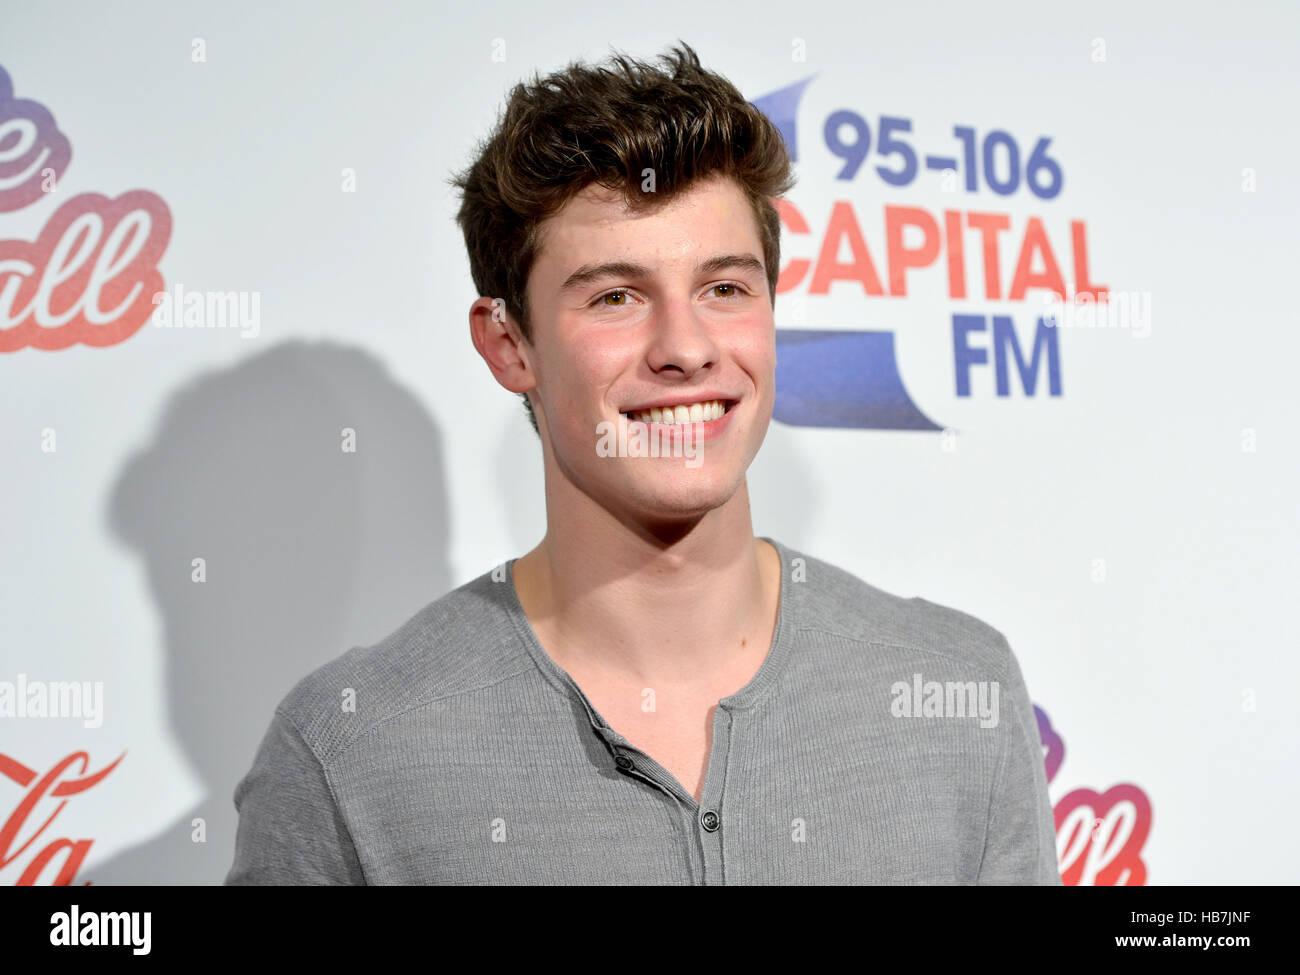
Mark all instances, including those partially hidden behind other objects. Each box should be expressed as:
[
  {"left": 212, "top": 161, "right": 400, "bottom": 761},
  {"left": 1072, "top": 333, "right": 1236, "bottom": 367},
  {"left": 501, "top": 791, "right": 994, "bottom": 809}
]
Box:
[{"left": 609, "top": 471, "right": 743, "bottom": 523}]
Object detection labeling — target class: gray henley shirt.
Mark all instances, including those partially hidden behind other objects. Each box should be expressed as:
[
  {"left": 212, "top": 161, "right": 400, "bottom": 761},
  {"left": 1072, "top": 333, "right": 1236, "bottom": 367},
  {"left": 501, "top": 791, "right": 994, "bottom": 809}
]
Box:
[{"left": 225, "top": 537, "right": 1061, "bottom": 885}]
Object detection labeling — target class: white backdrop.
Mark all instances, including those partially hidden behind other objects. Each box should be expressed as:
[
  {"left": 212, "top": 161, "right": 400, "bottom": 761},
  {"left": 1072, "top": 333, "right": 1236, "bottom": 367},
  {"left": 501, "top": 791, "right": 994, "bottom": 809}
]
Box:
[{"left": 1, "top": 0, "right": 1297, "bottom": 885}]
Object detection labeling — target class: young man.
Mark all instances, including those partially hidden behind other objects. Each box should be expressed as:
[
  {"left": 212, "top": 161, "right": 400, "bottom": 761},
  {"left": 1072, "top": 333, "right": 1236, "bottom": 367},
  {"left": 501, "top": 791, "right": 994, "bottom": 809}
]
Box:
[{"left": 226, "top": 43, "right": 1060, "bottom": 885}]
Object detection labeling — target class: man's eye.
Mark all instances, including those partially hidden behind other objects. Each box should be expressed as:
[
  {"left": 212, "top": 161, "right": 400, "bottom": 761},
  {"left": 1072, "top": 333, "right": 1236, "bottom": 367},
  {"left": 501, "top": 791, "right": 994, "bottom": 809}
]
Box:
[{"left": 593, "top": 284, "right": 746, "bottom": 307}]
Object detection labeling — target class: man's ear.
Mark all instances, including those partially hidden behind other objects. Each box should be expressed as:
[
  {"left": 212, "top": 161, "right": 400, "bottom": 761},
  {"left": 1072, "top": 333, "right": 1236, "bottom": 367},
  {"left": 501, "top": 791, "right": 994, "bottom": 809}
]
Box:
[{"left": 469, "top": 296, "right": 535, "bottom": 394}]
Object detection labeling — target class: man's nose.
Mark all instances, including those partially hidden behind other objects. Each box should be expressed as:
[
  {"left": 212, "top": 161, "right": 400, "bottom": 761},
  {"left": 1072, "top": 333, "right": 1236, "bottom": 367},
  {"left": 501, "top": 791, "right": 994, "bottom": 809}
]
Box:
[{"left": 644, "top": 299, "right": 720, "bottom": 376}]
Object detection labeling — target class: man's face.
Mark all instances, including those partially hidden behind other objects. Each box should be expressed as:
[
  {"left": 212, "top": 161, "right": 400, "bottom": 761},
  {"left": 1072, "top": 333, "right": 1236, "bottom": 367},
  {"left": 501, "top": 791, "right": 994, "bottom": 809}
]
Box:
[{"left": 522, "top": 172, "right": 776, "bottom": 525}]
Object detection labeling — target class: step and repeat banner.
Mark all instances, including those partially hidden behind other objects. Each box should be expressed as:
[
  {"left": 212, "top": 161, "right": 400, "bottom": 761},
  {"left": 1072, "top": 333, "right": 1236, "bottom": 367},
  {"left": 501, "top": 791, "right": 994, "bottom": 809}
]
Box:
[{"left": 2, "top": 2, "right": 1296, "bottom": 885}]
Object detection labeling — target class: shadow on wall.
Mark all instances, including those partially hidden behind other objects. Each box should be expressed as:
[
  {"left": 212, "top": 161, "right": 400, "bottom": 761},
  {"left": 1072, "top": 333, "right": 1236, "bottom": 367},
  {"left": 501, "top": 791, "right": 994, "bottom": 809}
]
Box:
[{"left": 86, "top": 340, "right": 452, "bottom": 885}]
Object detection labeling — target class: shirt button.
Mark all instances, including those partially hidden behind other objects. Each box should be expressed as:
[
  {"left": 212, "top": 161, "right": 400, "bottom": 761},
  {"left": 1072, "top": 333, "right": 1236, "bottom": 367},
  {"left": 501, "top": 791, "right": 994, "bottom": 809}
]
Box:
[
  {"left": 615, "top": 754, "right": 635, "bottom": 770},
  {"left": 700, "top": 810, "right": 720, "bottom": 832}
]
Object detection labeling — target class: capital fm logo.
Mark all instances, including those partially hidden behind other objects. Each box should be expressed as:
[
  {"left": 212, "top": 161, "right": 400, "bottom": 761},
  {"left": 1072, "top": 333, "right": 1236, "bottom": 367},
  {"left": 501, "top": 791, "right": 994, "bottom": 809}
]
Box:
[
  {"left": 1036, "top": 704, "right": 1153, "bottom": 885},
  {"left": 0, "top": 63, "right": 172, "bottom": 352},
  {"left": 752, "top": 76, "right": 1113, "bottom": 430}
]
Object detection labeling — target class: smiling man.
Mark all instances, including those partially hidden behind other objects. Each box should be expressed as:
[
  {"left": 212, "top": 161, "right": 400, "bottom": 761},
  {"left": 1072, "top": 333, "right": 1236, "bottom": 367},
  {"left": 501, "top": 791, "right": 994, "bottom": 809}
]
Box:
[
  {"left": 226, "top": 42, "right": 1060, "bottom": 886},
  {"left": 487, "top": 171, "right": 784, "bottom": 808}
]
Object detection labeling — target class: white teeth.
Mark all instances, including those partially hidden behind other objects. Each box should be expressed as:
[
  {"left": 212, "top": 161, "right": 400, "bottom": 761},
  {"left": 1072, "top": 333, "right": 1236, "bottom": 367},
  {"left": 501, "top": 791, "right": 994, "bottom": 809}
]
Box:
[{"left": 624, "top": 399, "right": 729, "bottom": 425}]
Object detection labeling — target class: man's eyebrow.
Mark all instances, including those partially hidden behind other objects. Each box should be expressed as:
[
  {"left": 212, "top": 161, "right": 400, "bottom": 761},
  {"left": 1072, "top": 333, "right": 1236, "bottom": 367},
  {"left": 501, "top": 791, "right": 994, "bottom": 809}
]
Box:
[
  {"left": 696, "top": 253, "right": 766, "bottom": 279},
  {"left": 559, "top": 254, "right": 766, "bottom": 293},
  {"left": 560, "top": 261, "right": 653, "bottom": 293}
]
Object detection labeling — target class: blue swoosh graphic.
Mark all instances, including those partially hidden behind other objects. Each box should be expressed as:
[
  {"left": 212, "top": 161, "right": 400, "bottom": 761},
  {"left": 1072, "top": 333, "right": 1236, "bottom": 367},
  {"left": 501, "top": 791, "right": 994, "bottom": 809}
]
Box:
[
  {"left": 774, "top": 329, "right": 943, "bottom": 430},
  {"left": 754, "top": 79, "right": 943, "bottom": 432},
  {"left": 749, "top": 75, "right": 816, "bottom": 161}
]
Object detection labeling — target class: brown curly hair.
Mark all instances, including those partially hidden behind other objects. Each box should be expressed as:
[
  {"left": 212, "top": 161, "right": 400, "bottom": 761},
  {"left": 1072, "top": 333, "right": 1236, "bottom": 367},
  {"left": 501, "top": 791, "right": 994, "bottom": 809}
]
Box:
[{"left": 449, "top": 41, "right": 795, "bottom": 432}]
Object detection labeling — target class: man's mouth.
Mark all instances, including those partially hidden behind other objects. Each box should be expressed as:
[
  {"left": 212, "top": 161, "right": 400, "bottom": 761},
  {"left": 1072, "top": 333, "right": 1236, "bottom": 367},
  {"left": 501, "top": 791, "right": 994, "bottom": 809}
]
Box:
[{"left": 619, "top": 399, "right": 735, "bottom": 425}]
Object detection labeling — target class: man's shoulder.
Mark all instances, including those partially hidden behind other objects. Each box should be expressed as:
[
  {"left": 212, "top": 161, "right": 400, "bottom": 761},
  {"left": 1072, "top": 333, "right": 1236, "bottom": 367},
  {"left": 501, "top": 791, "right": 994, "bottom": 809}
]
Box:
[
  {"left": 783, "top": 543, "right": 1016, "bottom": 679},
  {"left": 269, "top": 566, "right": 532, "bottom": 762}
]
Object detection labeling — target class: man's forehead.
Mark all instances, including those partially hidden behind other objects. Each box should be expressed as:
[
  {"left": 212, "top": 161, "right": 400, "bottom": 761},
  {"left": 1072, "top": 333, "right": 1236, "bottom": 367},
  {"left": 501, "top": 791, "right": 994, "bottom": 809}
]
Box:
[{"left": 535, "top": 175, "right": 761, "bottom": 273}]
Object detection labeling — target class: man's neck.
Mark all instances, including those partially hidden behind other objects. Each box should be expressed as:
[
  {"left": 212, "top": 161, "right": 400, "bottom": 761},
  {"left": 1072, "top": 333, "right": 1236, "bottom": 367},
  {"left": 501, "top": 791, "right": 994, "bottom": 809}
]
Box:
[{"left": 511, "top": 483, "right": 781, "bottom": 690}]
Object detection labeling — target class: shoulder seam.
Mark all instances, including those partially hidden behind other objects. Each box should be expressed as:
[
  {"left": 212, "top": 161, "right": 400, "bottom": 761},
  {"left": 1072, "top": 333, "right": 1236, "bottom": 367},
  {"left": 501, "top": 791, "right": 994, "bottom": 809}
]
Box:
[
  {"left": 312, "top": 660, "right": 542, "bottom": 766},
  {"left": 272, "top": 705, "right": 369, "bottom": 884},
  {"left": 975, "top": 698, "right": 1014, "bottom": 883},
  {"left": 791, "top": 623, "right": 1013, "bottom": 681}
]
